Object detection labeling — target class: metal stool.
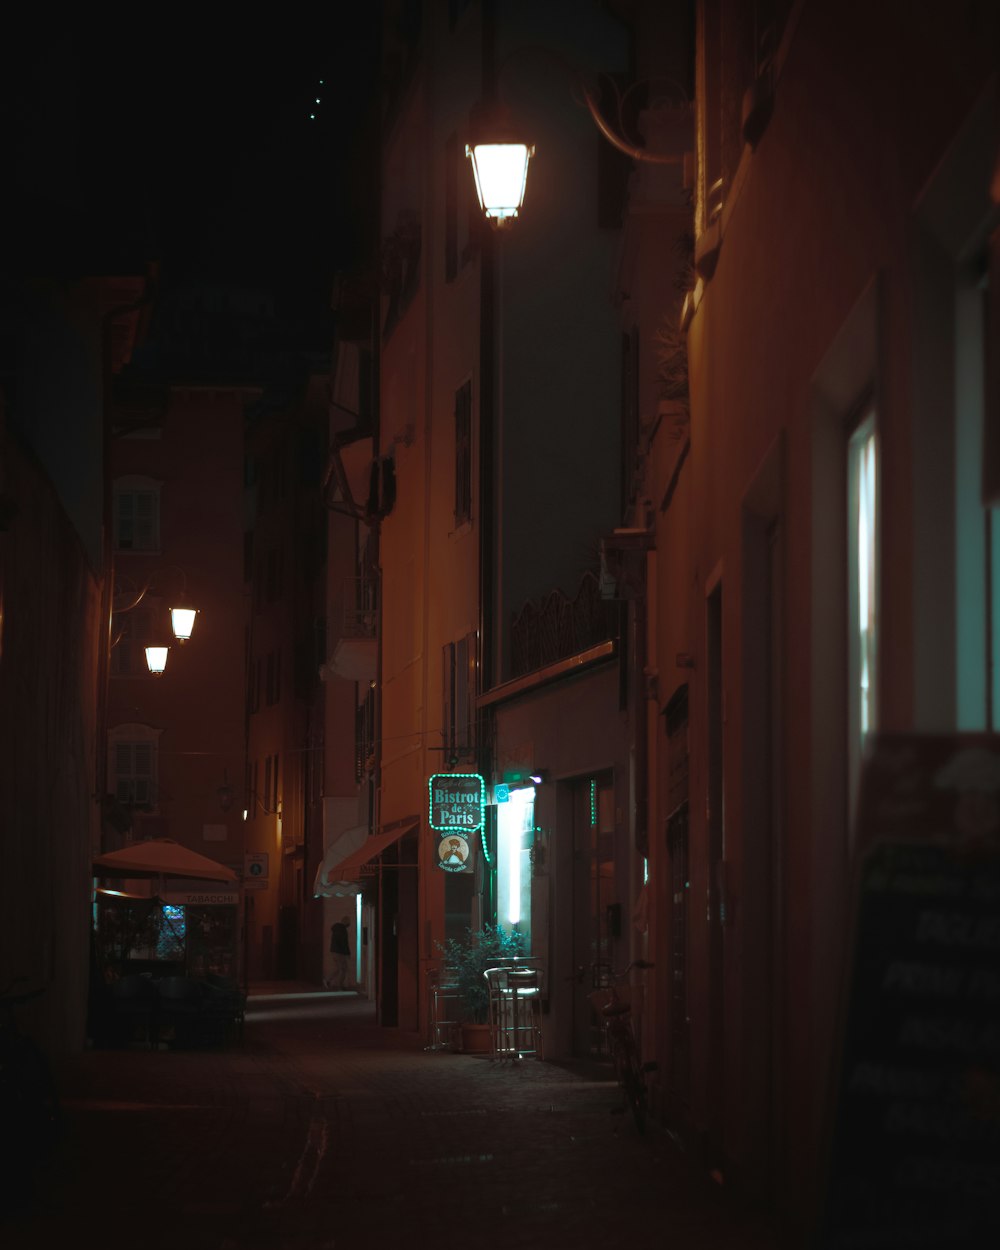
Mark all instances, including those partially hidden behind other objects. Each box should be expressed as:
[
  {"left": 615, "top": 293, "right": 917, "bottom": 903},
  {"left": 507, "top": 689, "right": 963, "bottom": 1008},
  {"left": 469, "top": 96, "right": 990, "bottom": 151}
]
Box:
[
  {"left": 426, "top": 965, "right": 462, "bottom": 1051},
  {"left": 486, "top": 966, "right": 542, "bottom": 1060},
  {"left": 504, "top": 967, "right": 543, "bottom": 1058},
  {"left": 483, "top": 966, "right": 512, "bottom": 1058}
]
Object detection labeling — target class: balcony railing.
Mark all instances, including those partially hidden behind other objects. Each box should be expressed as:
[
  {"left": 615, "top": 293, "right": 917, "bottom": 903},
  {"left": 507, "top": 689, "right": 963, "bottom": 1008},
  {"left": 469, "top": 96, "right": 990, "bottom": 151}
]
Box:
[
  {"left": 510, "top": 571, "right": 618, "bottom": 679},
  {"left": 321, "top": 578, "right": 378, "bottom": 685},
  {"left": 342, "top": 577, "right": 378, "bottom": 639}
]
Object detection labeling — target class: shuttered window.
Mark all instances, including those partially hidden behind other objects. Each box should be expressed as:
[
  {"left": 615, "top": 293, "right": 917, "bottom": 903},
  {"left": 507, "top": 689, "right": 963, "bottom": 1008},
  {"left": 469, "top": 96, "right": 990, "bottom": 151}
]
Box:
[{"left": 114, "top": 480, "right": 160, "bottom": 551}]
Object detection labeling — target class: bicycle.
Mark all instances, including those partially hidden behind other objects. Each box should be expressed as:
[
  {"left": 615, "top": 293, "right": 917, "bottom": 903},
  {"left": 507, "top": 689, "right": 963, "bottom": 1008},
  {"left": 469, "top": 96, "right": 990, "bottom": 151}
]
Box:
[
  {"left": 0, "top": 979, "right": 62, "bottom": 1209},
  {"left": 589, "top": 959, "right": 655, "bottom": 1133}
]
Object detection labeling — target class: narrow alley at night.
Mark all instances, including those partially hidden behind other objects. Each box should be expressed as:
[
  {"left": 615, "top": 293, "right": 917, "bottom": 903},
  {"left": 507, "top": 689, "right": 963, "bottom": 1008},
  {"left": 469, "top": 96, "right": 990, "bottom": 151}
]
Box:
[{"left": 4, "top": 2, "right": 999, "bottom": 1247}]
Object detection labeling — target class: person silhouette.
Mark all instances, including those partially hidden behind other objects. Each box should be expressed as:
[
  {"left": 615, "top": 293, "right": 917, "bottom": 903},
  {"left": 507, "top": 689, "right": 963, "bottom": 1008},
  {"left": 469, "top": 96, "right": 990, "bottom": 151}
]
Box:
[{"left": 327, "top": 914, "right": 352, "bottom": 990}]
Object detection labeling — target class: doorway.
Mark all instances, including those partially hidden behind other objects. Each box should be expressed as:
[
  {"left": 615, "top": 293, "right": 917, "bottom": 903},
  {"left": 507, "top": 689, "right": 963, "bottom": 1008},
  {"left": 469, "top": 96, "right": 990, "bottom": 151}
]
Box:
[{"left": 571, "top": 772, "right": 617, "bottom": 1056}]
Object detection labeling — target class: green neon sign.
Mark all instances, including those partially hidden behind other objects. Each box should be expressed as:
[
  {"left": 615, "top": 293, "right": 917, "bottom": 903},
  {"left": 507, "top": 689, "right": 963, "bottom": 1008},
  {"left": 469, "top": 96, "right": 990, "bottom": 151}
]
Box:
[{"left": 428, "top": 773, "right": 486, "bottom": 833}]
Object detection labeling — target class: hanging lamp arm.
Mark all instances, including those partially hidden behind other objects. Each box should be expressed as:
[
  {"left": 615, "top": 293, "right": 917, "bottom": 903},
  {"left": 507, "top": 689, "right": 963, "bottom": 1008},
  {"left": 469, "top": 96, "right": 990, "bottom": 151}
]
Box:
[
  {"left": 494, "top": 43, "right": 685, "bottom": 167},
  {"left": 580, "top": 82, "right": 684, "bottom": 166}
]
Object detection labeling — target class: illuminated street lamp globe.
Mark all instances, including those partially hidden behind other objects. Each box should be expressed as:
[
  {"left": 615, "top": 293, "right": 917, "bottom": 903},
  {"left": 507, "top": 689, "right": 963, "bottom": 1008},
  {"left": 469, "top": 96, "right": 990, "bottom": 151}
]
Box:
[
  {"left": 170, "top": 606, "right": 197, "bottom": 642},
  {"left": 145, "top": 645, "right": 169, "bottom": 675},
  {"left": 466, "top": 119, "right": 534, "bottom": 228}
]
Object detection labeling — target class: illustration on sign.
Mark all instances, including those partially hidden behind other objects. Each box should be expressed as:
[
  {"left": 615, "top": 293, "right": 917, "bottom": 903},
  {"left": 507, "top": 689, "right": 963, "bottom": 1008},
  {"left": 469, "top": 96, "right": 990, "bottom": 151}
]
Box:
[
  {"left": 437, "top": 835, "right": 472, "bottom": 873},
  {"left": 428, "top": 773, "right": 485, "bottom": 833}
]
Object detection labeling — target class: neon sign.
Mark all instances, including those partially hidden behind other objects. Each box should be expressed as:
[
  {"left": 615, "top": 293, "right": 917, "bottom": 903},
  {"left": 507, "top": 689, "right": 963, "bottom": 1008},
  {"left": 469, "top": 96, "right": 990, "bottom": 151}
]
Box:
[{"left": 428, "top": 773, "right": 486, "bottom": 832}]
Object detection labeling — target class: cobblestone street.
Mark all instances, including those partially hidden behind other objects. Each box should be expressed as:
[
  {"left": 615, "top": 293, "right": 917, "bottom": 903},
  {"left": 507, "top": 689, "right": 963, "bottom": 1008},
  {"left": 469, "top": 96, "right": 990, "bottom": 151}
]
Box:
[{"left": 6, "top": 986, "right": 778, "bottom": 1250}]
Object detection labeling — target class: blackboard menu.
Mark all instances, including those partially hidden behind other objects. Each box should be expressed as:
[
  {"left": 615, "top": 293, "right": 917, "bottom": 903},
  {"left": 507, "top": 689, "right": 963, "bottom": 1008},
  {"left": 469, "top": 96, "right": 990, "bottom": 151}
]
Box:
[{"left": 820, "top": 734, "right": 1000, "bottom": 1248}]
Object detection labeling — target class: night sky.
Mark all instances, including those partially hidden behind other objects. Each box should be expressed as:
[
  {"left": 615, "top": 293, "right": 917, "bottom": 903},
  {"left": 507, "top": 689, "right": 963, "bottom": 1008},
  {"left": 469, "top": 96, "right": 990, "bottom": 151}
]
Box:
[{"left": 10, "top": 11, "right": 381, "bottom": 307}]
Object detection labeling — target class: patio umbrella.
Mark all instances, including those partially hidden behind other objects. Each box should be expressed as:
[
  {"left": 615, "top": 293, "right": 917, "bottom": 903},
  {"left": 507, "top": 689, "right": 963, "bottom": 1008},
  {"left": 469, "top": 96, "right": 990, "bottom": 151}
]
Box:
[{"left": 93, "top": 839, "right": 237, "bottom": 883}]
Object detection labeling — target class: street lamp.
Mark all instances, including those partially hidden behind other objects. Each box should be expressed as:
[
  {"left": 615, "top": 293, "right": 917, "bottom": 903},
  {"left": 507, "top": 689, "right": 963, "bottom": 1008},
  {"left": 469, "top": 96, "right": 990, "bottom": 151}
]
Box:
[
  {"left": 144, "top": 645, "right": 170, "bottom": 675},
  {"left": 112, "top": 566, "right": 199, "bottom": 673},
  {"left": 466, "top": 65, "right": 684, "bottom": 226},
  {"left": 146, "top": 600, "right": 197, "bottom": 672},
  {"left": 466, "top": 105, "right": 535, "bottom": 228},
  {"left": 464, "top": 101, "right": 533, "bottom": 229},
  {"left": 170, "top": 606, "right": 198, "bottom": 643}
]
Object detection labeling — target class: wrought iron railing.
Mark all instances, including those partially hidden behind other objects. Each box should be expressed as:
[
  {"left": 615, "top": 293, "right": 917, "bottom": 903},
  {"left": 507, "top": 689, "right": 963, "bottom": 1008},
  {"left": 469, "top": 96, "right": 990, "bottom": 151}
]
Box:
[
  {"left": 342, "top": 577, "right": 378, "bottom": 639},
  {"left": 355, "top": 686, "right": 377, "bottom": 783},
  {"left": 509, "top": 571, "right": 618, "bottom": 679}
]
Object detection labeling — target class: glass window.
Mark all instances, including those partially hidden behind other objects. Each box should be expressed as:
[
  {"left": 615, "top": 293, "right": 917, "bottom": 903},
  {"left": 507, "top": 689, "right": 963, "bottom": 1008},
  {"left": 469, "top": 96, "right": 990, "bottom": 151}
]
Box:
[{"left": 110, "top": 726, "right": 159, "bottom": 810}]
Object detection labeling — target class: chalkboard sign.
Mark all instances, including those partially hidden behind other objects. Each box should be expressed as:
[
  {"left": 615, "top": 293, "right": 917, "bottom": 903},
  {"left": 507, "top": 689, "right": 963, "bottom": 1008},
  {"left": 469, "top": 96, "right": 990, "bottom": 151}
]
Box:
[{"left": 819, "top": 734, "right": 1000, "bottom": 1248}]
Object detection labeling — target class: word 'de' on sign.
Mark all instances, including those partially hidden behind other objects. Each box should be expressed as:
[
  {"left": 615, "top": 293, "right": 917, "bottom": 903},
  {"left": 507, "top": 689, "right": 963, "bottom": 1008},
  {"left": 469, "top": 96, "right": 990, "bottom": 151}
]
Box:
[
  {"left": 428, "top": 773, "right": 485, "bottom": 833},
  {"left": 819, "top": 733, "right": 1000, "bottom": 1249}
]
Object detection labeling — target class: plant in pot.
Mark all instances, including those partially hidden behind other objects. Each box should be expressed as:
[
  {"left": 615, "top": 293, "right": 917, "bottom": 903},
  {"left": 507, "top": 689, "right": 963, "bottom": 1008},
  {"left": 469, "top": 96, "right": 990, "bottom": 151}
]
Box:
[{"left": 435, "top": 924, "right": 526, "bottom": 1053}]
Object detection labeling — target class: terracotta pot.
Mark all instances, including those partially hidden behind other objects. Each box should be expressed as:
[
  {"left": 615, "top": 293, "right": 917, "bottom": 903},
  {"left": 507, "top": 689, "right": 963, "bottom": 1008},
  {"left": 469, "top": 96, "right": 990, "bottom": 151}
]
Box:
[{"left": 460, "top": 1021, "right": 492, "bottom": 1054}]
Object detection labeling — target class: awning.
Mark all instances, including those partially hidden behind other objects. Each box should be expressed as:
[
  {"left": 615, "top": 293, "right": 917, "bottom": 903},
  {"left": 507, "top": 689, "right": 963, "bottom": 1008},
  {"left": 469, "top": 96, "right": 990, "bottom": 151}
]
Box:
[
  {"left": 312, "top": 824, "right": 369, "bottom": 898},
  {"left": 328, "top": 820, "right": 418, "bottom": 883}
]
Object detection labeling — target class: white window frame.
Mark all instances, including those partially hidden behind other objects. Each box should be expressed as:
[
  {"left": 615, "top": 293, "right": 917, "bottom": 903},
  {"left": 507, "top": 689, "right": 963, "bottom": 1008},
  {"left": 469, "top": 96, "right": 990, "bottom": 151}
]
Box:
[{"left": 113, "top": 475, "right": 161, "bottom": 552}]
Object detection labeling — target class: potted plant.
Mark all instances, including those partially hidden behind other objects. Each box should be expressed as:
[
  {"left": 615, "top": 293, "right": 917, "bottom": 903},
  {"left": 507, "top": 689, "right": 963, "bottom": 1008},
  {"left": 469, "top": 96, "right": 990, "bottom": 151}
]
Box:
[{"left": 435, "top": 924, "right": 526, "bottom": 1053}]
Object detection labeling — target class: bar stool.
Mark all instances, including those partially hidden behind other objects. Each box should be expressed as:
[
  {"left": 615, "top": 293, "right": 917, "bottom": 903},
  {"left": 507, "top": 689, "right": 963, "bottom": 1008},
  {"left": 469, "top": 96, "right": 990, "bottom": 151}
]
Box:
[
  {"left": 483, "top": 966, "right": 511, "bottom": 1057},
  {"left": 426, "top": 964, "right": 462, "bottom": 1051},
  {"left": 500, "top": 967, "right": 543, "bottom": 1059}
]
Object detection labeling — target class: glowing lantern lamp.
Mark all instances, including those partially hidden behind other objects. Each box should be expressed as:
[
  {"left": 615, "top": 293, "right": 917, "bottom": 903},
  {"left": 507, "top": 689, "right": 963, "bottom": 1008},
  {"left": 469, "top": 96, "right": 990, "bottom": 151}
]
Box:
[
  {"left": 145, "top": 645, "right": 169, "bottom": 675},
  {"left": 170, "top": 606, "right": 197, "bottom": 642},
  {"left": 466, "top": 139, "right": 534, "bottom": 227}
]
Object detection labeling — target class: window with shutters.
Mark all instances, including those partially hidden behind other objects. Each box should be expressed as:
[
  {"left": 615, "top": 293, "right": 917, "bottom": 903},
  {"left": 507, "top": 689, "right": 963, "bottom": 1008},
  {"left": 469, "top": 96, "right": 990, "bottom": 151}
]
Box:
[
  {"left": 109, "top": 724, "right": 160, "bottom": 810},
  {"left": 113, "top": 477, "right": 160, "bottom": 551},
  {"left": 442, "top": 631, "right": 477, "bottom": 762}
]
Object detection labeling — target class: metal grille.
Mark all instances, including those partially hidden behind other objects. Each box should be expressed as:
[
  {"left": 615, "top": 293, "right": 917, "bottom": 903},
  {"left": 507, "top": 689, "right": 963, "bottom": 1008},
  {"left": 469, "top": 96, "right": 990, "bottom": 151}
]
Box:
[{"left": 510, "top": 572, "right": 617, "bottom": 678}]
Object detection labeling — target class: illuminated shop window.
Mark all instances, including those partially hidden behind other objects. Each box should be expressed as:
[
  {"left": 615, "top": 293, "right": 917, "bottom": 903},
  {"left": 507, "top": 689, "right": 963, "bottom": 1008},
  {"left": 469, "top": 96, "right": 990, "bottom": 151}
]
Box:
[
  {"left": 497, "top": 786, "right": 534, "bottom": 945},
  {"left": 848, "top": 411, "right": 878, "bottom": 815},
  {"left": 156, "top": 906, "right": 186, "bottom": 961}
]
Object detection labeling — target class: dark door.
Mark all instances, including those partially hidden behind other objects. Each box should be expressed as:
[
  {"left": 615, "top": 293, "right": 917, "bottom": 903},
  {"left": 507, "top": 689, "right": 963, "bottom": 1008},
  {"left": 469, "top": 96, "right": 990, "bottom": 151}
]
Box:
[
  {"left": 379, "top": 867, "right": 398, "bottom": 1027},
  {"left": 571, "top": 772, "right": 616, "bottom": 1056},
  {"left": 276, "top": 904, "right": 298, "bottom": 980}
]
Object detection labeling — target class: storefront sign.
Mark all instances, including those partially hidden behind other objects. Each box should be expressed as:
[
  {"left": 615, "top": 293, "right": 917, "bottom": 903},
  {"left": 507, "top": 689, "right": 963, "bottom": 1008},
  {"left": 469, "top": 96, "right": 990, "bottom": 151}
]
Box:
[
  {"left": 819, "top": 734, "right": 1000, "bottom": 1248},
  {"left": 244, "top": 852, "right": 269, "bottom": 880},
  {"left": 428, "top": 773, "right": 485, "bottom": 832}
]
